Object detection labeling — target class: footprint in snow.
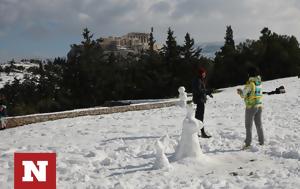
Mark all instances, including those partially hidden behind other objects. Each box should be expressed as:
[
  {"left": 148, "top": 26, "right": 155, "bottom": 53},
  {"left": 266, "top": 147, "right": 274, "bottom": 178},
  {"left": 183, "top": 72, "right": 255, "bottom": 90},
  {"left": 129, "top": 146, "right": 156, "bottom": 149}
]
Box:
[
  {"left": 229, "top": 172, "right": 238, "bottom": 176},
  {"left": 77, "top": 130, "right": 89, "bottom": 135},
  {"left": 84, "top": 151, "right": 96, "bottom": 158}
]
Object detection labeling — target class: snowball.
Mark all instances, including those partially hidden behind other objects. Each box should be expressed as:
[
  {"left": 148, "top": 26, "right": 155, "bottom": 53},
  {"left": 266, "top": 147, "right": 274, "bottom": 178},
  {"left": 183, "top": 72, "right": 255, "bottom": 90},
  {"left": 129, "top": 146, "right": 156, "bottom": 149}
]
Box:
[{"left": 100, "top": 157, "right": 112, "bottom": 166}]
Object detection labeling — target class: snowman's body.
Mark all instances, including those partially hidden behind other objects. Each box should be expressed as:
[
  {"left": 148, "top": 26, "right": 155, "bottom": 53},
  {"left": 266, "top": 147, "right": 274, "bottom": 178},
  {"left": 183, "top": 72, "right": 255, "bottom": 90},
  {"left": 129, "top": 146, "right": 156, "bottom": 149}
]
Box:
[{"left": 175, "top": 103, "right": 203, "bottom": 160}]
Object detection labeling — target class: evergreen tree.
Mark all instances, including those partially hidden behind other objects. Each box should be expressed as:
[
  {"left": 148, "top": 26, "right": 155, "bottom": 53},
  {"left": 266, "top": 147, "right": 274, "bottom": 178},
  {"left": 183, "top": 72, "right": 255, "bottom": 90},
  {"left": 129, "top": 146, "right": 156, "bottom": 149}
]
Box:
[
  {"left": 179, "top": 33, "right": 202, "bottom": 91},
  {"left": 211, "top": 25, "right": 239, "bottom": 88},
  {"left": 181, "top": 32, "right": 201, "bottom": 61},
  {"left": 160, "top": 27, "right": 181, "bottom": 95},
  {"left": 108, "top": 52, "right": 117, "bottom": 64},
  {"left": 260, "top": 27, "right": 271, "bottom": 39},
  {"left": 224, "top": 26, "right": 235, "bottom": 48},
  {"left": 162, "top": 27, "right": 180, "bottom": 65},
  {"left": 218, "top": 25, "right": 236, "bottom": 57},
  {"left": 64, "top": 27, "right": 106, "bottom": 108},
  {"left": 148, "top": 27, "right": 156, "bottom": 54},
  {"left": 81, "top": 27, "right": 94, "bottom": 47},
  {"left": 256, "top": 27, "right": 300, "bottom": 79},
  {"left": 145, "top": 27, "right": 160, "bottom": 64}
]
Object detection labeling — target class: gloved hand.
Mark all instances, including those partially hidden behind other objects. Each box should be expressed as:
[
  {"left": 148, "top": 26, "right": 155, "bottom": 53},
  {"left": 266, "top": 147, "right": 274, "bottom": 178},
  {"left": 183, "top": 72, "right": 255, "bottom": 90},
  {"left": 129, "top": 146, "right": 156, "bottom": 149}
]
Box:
[{"left": 207, "top": 89, "right": 214, "bottom": 95}]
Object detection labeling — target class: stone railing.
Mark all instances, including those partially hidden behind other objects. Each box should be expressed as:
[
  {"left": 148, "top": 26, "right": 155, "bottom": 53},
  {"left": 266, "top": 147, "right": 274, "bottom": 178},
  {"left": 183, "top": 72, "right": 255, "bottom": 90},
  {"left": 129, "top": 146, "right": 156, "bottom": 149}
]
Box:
[{"left": 5, "top": 100, "right": 179, "bottom": 129}]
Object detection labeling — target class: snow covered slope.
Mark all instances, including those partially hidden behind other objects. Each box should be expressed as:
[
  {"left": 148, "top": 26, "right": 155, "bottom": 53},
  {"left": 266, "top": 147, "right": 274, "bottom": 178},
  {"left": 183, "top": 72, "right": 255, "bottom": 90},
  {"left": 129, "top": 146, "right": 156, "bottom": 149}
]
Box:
[
  {"left": 0, "top": 77, "right": 300, "bottom": 189},
  {"left": 0, "top": 61, "right": 38, "bottom": 89}
]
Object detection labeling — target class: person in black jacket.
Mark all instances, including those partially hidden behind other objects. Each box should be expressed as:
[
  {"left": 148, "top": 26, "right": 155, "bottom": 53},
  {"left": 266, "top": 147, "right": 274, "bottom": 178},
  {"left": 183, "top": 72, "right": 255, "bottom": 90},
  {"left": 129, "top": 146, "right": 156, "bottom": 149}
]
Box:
[
  {"left": 0, "top": 95, "right": 7, "bottom": 130},
  {"left": 192, "top": 67, "right": 213, "bottom": 138}
]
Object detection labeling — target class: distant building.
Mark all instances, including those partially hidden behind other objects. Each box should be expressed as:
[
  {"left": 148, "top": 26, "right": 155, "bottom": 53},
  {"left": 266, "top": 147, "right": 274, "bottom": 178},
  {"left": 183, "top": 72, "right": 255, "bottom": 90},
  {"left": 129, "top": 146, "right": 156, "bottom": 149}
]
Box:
[{"left": 100, "top": 32, "right": 160, "bottom": 55}]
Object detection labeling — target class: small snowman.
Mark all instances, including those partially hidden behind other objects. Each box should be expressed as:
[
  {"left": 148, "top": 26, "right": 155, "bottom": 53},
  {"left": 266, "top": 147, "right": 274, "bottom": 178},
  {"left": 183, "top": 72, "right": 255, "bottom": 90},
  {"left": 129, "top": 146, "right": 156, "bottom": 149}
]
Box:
[
  {"left": 153, "top": 140, "right": 170, "bottom": 170},
  {"left": 175, "top": 102, "right": 203, "bottom": 160},
  {"left": 178, "top": 86, "right": 188, "bottom": 108}
]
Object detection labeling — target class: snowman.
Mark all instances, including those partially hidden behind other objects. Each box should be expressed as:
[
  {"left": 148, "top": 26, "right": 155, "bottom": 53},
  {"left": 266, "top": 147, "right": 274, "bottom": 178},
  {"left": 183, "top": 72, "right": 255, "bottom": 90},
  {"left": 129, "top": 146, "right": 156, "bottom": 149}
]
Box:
[
  {"left": 175, "top": 103, "right": 203, "bottom": 160},
  {"left": 153, "top": 140, "right": 170, "bottom": 170},
  {"left": 178, "top": 86, "right": 188, "bottom": 108}
]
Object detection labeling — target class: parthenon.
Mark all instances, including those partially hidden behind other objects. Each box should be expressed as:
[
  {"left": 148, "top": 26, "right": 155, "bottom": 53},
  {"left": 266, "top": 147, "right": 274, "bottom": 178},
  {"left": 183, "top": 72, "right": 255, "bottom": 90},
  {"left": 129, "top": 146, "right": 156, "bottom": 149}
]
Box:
[{"left": 100, "top": 32, "right": 160, "bottom": 53}]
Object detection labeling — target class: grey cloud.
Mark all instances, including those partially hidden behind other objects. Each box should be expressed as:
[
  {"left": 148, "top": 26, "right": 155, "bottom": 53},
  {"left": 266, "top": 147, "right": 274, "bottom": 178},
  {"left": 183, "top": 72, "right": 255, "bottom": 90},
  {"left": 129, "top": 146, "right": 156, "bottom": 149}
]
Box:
[
  {"left": 169, "top": 0, "right": 300, "bottom": 40},
  {"left": 0, "top": 0, "right": 139, "bottom": 38},
  {"left": 171, "top": 0, "right": 250, "bottom": 20},
  {"left": 1, "top": 0, "right": 300, "bottom": 61},
  {"left": 149, "top": 1, "right": 171, "bottom": 13},
  {"left": 0, "top": 0, "right": 20, "bottom": 27},
  {"left": 0, "top": 0, "right": 298, "bottom": 41}
]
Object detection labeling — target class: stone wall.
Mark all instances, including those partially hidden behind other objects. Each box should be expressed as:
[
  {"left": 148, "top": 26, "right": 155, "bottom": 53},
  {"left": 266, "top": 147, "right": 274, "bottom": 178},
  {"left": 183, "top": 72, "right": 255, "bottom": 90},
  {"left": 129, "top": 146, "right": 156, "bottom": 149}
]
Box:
[{"left": 5, "top": 100, "right": 178, "bottom": 129}]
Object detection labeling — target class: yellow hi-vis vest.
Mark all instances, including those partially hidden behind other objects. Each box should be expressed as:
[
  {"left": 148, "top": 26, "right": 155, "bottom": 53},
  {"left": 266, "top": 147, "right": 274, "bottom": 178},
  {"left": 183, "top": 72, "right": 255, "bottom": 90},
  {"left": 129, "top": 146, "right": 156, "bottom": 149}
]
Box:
[{"left": 244, "top": 77, "right": 262, "bottom": 108}]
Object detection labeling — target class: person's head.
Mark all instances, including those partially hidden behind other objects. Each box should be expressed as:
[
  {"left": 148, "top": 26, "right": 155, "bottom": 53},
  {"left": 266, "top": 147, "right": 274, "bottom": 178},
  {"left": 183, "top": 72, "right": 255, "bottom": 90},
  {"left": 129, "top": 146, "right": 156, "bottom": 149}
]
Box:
[
  {"left": 198, "top": 67, "right": 207, "bottom": 79},
  {"left": 247, "top": 66, "right": 259, "bottom": 77}
]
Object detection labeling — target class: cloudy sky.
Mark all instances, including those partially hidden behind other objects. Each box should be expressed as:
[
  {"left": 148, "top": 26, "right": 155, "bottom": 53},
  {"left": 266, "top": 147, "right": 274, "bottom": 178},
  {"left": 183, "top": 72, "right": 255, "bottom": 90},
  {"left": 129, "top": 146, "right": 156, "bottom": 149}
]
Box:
[{"left": 1, "top": 0, "right": 300, "bottom": 62}]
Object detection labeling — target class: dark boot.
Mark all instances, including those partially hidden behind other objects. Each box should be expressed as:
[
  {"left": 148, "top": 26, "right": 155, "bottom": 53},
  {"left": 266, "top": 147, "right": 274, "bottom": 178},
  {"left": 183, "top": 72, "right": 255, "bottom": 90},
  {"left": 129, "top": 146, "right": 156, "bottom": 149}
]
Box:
[{"left": 200, "top": 128, "right": 211, "bottom": 138}]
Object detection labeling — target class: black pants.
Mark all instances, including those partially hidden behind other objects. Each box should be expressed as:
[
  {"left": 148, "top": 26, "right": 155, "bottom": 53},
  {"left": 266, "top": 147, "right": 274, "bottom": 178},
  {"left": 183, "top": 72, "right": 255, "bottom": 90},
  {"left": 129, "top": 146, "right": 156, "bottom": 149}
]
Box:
[{"left": 195, "top": 102, "right": 205, "bottom": 122}]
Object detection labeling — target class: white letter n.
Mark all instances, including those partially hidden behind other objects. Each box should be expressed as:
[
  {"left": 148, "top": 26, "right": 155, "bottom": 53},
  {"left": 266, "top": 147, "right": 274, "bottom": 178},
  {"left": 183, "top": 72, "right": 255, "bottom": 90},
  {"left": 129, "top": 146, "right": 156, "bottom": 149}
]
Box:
[{"left": 22, "top": 161, "right": 48, "bottom": 182}]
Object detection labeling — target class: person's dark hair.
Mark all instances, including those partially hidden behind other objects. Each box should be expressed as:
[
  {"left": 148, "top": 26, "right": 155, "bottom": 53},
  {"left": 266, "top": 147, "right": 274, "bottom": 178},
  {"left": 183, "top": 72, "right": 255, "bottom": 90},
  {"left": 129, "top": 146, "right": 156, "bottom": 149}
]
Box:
[
  {"left": 247, "top": 66, "right": 259, "bottom": 77},
  {"left": 198, "top": 67, "right": 206, "bottom": 76}
]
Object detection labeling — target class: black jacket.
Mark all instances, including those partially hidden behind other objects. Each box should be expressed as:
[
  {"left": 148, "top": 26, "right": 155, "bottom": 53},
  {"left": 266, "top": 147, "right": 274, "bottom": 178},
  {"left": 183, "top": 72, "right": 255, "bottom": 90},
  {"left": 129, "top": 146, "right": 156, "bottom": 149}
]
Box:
[
  {"left": 0, "top": 106, "right": 6, "bottom": 117},
  {"left": 192, "top": 78, "right": 211, "bottom": 104}
]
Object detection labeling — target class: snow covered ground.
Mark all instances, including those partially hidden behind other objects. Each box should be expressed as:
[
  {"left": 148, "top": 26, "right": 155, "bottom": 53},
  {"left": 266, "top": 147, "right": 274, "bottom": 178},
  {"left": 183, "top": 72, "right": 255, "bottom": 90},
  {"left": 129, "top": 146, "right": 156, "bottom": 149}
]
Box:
[
  {"left": 0, "top": 62, "right": 37, "bottom": 88},
  {"left": 0, "top": 77, "right": 300, "bottom": 189}
]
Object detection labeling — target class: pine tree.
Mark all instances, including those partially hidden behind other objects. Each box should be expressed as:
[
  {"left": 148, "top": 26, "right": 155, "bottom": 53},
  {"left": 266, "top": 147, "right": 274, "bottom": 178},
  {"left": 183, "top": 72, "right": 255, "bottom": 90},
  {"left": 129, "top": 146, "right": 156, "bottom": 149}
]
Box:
[
  {"left": 182, "top": 33, "right": 201, "bottom": 61},
  {"left": 260, "top": 27, "right": 271, "bottom": 39},
  {"left": 224, "top": 25, "right": 235, "bottom": 49},
  {"left": 215, "top": 25, "right": 237, "bottom": 59},
  {"left": 81, "top": 27, "right": 94, "bottom": 47},
  {"left": 108, "top": 52, "right": 117, "bottom": 64},
  {"left": 148, "top": 27, "right": 156, "bottom": 53},
  {"left": 162, "top": 27, "right": 180, "bottom": 65},
  {"left": 64, "top": 28, "right": 106, "bottom": 108},
  {"left": 160, "top": 28, "right": 183, "bottom": 95},
  {"left": 212, "top": 25, "right": 238, "bottom": 88}
]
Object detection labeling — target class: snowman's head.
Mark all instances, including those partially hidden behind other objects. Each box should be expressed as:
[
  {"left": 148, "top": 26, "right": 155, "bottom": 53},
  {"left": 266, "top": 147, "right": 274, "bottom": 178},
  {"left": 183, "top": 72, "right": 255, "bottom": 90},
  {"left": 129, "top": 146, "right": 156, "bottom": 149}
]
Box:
[
  {"left": 178, "top": 86, "right": 185, "bottom": 94},
  {"left": 186, "top": 102, "right": 195, "bottom": 117},
  {"left": 155, "top": 140, "right": 164, "bottom": 154}
]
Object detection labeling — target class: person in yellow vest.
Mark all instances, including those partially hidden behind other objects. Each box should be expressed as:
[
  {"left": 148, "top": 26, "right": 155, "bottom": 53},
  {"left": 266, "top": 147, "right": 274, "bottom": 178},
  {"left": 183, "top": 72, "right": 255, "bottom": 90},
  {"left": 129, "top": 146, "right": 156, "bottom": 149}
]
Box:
[{"left": 237, "top": 67, "right": 264, "bottom": 149}]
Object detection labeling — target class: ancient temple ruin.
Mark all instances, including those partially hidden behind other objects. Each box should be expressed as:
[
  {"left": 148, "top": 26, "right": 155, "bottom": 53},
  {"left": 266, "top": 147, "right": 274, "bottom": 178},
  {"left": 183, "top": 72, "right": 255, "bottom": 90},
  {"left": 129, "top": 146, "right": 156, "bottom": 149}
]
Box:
[{"left": 100, "top": 32, "right": 160, "bottom": 55}]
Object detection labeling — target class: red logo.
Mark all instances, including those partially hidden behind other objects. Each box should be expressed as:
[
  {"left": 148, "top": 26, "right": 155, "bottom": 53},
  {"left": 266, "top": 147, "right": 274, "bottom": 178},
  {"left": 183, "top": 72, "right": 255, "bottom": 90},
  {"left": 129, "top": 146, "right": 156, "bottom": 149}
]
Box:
[{"left": 14, "top": 153, "right": 56, "bottom": 189}]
